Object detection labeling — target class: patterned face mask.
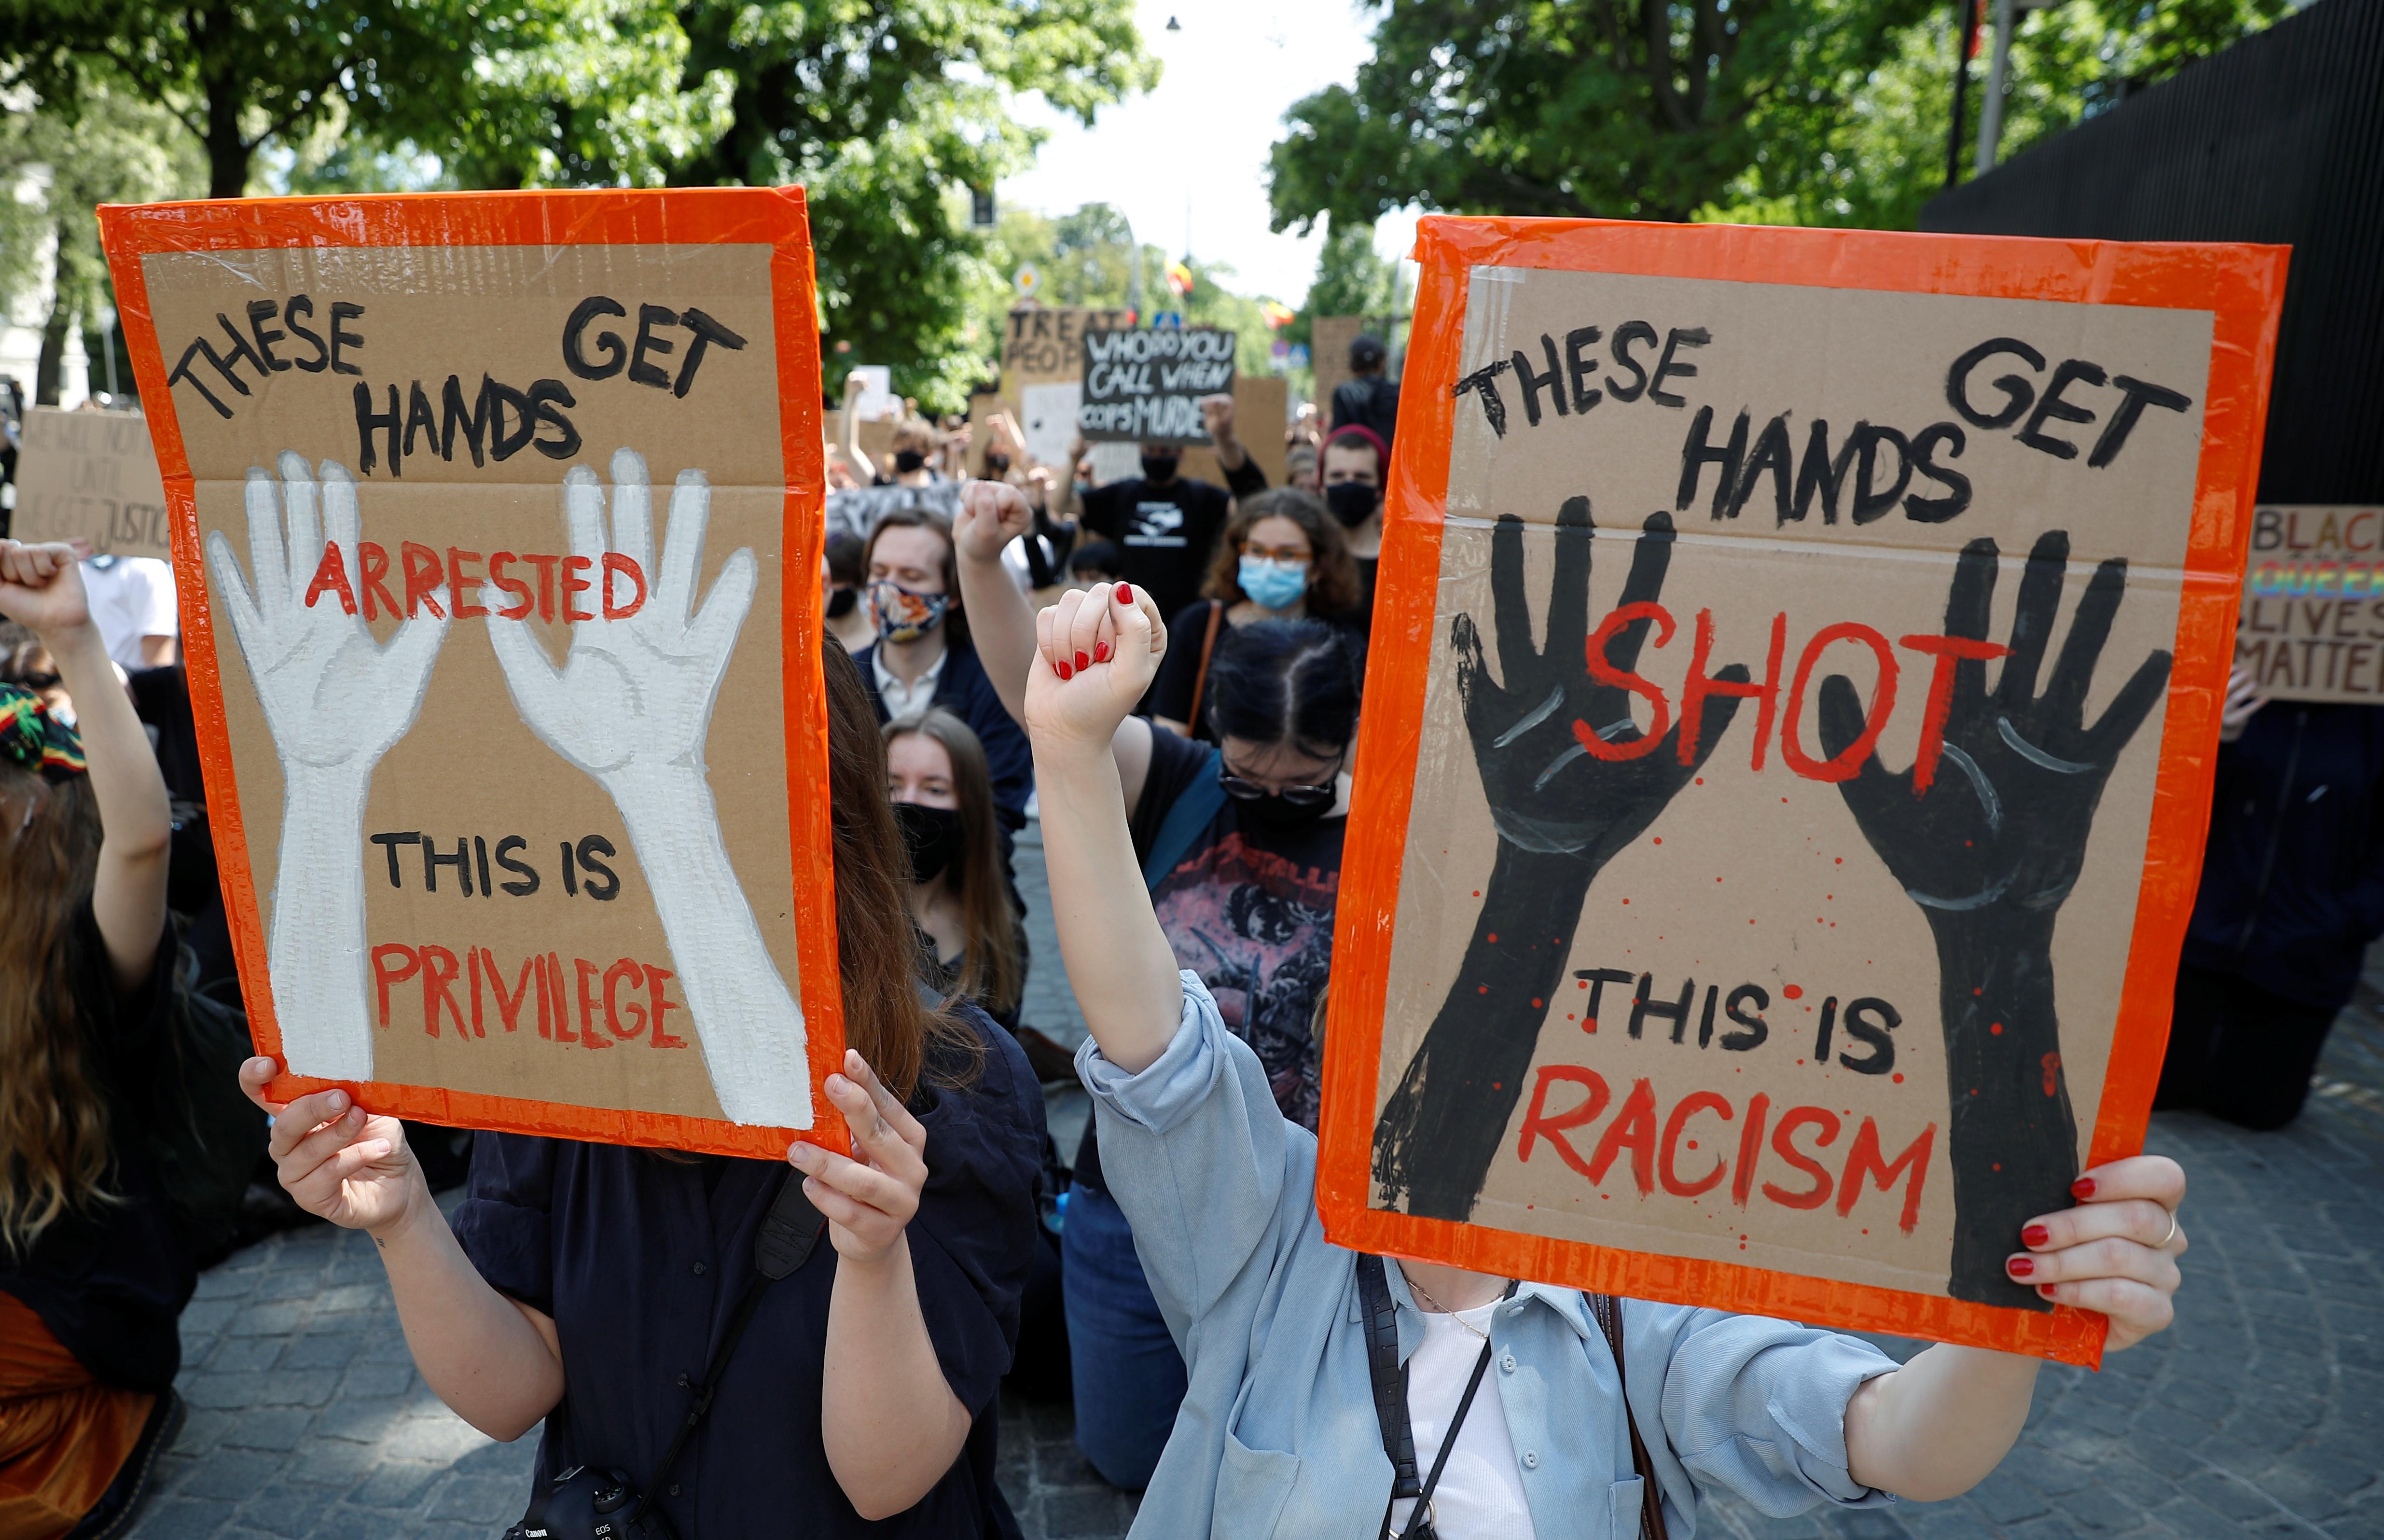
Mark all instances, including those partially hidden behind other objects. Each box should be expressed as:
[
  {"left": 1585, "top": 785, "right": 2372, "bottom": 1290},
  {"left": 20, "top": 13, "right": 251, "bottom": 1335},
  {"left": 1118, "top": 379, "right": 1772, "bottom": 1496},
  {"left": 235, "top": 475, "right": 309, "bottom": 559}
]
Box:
[{"left": 868, "top": 580, "right": 950, "bottom": 643}]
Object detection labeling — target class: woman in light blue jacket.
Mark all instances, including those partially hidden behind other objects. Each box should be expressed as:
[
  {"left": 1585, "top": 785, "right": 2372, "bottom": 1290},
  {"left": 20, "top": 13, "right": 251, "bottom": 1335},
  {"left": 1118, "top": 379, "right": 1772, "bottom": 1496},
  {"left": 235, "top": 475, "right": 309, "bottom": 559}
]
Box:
[{"left": 996, "top": 511, "right": 2190, "bottom": 1540}]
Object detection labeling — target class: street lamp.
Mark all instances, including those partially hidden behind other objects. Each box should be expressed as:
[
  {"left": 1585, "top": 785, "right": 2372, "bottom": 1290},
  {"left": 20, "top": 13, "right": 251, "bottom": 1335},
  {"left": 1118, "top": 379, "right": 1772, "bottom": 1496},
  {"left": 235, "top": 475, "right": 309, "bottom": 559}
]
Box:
[{"left": 96, "top": 299, "right": 120, "bottom": 403}]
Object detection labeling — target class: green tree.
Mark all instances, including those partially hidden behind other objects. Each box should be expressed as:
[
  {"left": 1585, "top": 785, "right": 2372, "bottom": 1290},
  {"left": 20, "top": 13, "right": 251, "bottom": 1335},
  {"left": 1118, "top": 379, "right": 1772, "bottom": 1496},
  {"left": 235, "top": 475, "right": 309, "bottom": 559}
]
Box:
[
  {"left": 1290, "top": 215, "right": 1400, "bottom": 349},
  {"left": 1271, "top": 0, "right": 2285, "bottom": 236},
  {"left": 0, "top": 84, "right": 203, "bottom": 401},
  {"left": 666, "top": 0, "right": 1157, "bottom": 412}
]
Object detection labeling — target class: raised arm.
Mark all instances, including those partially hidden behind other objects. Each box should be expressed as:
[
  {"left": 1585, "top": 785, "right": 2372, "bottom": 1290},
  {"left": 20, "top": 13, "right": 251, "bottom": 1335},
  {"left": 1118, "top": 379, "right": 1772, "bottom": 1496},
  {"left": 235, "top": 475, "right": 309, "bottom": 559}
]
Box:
[
  {"left": 954, "top": 480, "right": 1157, "bottom": 805},
  {"left": 842, "top": 372, "right": 879, "bottom": 484},
  {"left": 1844, "top": 1154, "right": 2186, "bottom": 1499},
  {"left": 238, "top": 1063, "right": 564, "bottom": 1440},
  {"left": 0, "top": 540, "right": 170, "bottom": 990},
  {"left": 1023, "top": 581, "right": 1182, "bottom": 1072}
]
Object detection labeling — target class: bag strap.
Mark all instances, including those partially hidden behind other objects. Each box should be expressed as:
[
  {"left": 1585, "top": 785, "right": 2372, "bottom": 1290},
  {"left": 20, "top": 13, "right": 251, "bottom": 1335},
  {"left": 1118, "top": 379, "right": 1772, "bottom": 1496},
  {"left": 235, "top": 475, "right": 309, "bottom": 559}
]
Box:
[
  {"left": 1362, "top": 1258, "right": 1517, "bottom": 1540},
  {"left": 1185, "top": 600, "right": 1225, "bottom": 732},
  {"left": 629, "top": 1174, "right": 825, "bottom": 1526},
  {"left": 1589, "top": 1293, "right": 1672, "bottom": 1540},
  {"left": 1357, "top": 1256, "right": 1420, "bottom": 1499},
  {"left": 1141, "top": 745, "right": 1227, "bottom": 890}
]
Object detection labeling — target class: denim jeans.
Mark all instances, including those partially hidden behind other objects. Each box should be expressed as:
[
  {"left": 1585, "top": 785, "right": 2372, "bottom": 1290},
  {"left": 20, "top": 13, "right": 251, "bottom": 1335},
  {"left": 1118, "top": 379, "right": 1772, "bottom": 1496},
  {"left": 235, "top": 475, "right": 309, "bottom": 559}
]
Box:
[{"left": 1059, "top": 1182, "right": 1188, "bottom": 1490}]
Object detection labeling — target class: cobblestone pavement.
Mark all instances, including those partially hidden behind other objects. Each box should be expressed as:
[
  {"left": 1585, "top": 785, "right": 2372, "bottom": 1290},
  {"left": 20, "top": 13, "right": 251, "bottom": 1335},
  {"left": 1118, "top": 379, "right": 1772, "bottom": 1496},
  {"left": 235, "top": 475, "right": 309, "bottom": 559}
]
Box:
[{"left": 131, "top": 826, "right": 2381, "bottom": 1538}]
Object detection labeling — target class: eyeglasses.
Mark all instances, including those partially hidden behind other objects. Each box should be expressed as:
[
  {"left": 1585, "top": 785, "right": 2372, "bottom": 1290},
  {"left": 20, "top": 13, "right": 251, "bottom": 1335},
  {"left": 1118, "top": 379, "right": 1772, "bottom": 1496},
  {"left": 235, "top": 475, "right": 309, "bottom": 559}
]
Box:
[
  {"left": 1217, "top": 751, "right": 1344, "bottom": 807},
  {"left": 1240, "top": 544, "right": 1311, "bottom": 566}
]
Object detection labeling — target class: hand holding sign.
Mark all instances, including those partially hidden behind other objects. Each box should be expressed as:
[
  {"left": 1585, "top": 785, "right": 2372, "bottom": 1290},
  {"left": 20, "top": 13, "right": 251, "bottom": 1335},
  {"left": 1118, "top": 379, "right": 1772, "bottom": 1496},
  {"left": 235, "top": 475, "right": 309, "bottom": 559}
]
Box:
[
  {"left": 1819, "top": 529, "right": 2171, "bottom": 1304},
  {"left": 1374, "top": 502, "right": 1752, "bottom": 1220},
  {"left": 208, "top": 453, "right": 448, "bottom": 1081},
  {"left": 488, "top": 449, "right": 809, "bottom": 1128}
]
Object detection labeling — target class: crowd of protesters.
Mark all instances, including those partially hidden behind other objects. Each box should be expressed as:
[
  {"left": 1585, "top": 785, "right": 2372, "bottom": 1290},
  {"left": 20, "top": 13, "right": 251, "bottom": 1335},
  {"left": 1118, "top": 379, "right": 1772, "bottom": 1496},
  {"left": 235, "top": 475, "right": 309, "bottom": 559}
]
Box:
[{"left": 0, "top": 332, "right": 2374, "bottom": 1539}]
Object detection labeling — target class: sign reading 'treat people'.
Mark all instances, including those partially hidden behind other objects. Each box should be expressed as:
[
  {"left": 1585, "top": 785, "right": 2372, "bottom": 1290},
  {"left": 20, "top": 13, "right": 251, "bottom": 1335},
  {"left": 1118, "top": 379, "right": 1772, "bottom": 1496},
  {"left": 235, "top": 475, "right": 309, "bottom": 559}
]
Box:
[
  {"left": 98, "top": 189, "right": 844, "bottom": 1159},
  {"left": 1319, "top": 217, "right": 2286, "bottom": 1365}
]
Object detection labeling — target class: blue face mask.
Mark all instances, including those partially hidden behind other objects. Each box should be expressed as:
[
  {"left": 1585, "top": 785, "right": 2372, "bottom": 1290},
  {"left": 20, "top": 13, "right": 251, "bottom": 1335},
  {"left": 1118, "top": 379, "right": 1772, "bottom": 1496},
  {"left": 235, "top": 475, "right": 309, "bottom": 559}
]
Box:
[{"left": 1237, "top": 555, "right": 1310, "bottom": 611}]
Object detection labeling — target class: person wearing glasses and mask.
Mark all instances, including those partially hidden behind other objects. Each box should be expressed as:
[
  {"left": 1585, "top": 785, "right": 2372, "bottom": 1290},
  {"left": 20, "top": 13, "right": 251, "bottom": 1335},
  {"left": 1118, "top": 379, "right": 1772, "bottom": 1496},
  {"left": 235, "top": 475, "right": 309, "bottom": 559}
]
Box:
[
  {"left": 954, "top": 480, "right": 1358, "bottom": 1491},
  {"left": 1150, "top": 488, "right": 1367, "bottom": 742}
]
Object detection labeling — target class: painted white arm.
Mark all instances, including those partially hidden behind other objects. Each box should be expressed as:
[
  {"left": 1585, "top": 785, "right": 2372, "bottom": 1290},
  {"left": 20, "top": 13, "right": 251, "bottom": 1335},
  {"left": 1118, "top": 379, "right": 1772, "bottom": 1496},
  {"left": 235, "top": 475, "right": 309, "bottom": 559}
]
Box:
[
  {"left": 206, "top": 454, "right": 447, "bottom": 1080},
  {"left": 487, "top": 450, "right": 809, "bottom": 1127}
]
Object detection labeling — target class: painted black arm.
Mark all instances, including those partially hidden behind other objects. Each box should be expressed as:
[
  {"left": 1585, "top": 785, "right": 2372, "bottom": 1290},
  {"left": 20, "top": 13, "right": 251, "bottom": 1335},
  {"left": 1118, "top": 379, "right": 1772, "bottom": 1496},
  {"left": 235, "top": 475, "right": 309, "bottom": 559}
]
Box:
[
  {"left": 1819, "top": 529, "right": 2170, "bottom": 1303},
  {"left": 1373, "top": 502, "right": 1746, "bottom": 1221}
]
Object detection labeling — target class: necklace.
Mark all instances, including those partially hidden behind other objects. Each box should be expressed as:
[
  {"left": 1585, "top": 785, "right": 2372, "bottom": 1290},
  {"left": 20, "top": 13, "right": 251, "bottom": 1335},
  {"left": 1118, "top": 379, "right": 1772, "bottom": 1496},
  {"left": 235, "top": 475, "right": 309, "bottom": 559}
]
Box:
[{"left": 1405, "top": 1274, "right": 1505, "bottom": 1339}]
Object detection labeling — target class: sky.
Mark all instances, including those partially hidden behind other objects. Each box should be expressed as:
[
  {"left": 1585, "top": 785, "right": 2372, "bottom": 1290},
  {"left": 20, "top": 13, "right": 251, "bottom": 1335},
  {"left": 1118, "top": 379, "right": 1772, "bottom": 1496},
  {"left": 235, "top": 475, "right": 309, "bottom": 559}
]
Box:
[{"left": 998, "top": 0, "right": 1419, "bottom": 306}]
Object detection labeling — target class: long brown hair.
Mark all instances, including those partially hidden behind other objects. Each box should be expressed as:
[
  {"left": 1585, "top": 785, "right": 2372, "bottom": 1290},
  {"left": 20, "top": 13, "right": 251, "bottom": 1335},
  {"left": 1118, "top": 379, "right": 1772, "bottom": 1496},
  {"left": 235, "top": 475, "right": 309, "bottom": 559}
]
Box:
[
  {"left": 885, "top": 708, "right": 1023, "bottom": 1020},
  {"left": 1200, "top": 487, "right": 1362, "bottom": 615},
  {"left": 821, "top": 638, "right": 981, "bottom": 1096},
  {"left": 0, "top": 765, "right": 115, "bottom": 1253},
  {"left": 862, "top": 507, "right": 971, "bottom": 649}
]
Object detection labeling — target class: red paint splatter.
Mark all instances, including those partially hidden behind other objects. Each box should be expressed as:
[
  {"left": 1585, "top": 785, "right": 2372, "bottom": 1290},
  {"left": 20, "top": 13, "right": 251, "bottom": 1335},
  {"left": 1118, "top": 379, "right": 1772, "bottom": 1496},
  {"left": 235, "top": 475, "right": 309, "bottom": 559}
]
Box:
[
  {"left": 1990, "top": 1022, "right": 2004, "bottom": 1036},
  {"left": 1652, "top": 836, "right": 1662, "bottom": 845},
  {"left": 2042, "top": 1052, "right": 2063, "bottom": 1096},
  {"left": 1487, "top": 932, "right": 1498, "bottom": 943},
  {"left": 1695, "top": 777, "right": 1705, "bottom": 785},
  {"left": 1834, "top": 857, "right": 1843, "bottom": 865},
  {"left": 1891, "top": 1072, "right": 1904, "bottom": 1084},
  {"left": 1784, "top": 985, "right": 1803, "bottom": 999},
  {"left": 1477, "top": 985, "right": 1488, "bottom": 995},
  {"left": 1622, "top": 898, "right": 1630, "bottom": 905},
  {"left": 1686, "top": 1139, "right": 1699, "bottom": 1151},
  {"left": 1530, "top": 998, "right": 1543, "bottom": 1009}
]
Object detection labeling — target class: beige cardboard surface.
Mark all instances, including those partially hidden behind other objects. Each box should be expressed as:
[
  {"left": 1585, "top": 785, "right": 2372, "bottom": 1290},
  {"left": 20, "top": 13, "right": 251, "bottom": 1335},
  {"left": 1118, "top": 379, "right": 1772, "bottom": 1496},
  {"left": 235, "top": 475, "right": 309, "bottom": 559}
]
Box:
[
  {"left": 13, "top": 407, "right": 173, "bottom": 557},
  {"left": 2234, "top": 505, "right": 2384, "bottom": 703},
  {"left": 1369, "top": 266, "right": 2212, "bottom": 1302},
  {"left": 1000, "top": 304, "right": 1133, "bottom": 391},
  {"left": 1312, "top": 315, "right": 1366, "bottom": 418},
  {"left": 143, "top": 241, "right": 804, "bottom": 1125}
]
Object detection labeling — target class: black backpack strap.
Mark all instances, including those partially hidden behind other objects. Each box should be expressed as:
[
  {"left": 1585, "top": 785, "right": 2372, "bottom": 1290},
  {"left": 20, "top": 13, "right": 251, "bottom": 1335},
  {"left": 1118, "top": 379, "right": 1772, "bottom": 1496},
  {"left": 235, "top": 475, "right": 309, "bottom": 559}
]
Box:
[
  {"left": 1590, "top": 1293, "right": 1672, "bottom": 1540},
  {"left": 1358, "top": 1255, "right": 1420, "bottom": 1501},
  {"left": 629, "top": 1174, "right": 825, "bottom": 1526}
]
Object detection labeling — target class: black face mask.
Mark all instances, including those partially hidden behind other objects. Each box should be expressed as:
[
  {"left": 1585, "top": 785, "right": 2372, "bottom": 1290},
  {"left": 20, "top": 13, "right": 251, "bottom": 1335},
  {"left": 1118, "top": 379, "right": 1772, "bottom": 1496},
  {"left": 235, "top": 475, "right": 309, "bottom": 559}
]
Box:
[
  {"left": 894, "top": 801, "right": 965, "bottom": 884},
  {"left": 1141, "top": 453, "right": 1180, "bottom": 484},
  {"left": 893, "top": 449, "right": 928, "bottom": 474},
  {"left": 1325, "top": 480, "right": 1381, "bottom": 528},
  {"left": 1237, "top": 791, "right": 1334, "bottom": 828},
  {"left": 826, "top": 586, "right": 858, "bottom": 619}
]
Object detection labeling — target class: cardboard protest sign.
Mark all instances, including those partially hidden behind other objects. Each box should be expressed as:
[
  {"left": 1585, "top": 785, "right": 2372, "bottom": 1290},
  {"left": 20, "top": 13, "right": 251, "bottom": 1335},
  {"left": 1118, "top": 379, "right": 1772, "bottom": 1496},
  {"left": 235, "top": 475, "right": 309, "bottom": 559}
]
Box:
[
  {"left": 1001, "top": 305, "right": 1132, "bottom": 470},
  {"left": 1078, "top": 326, "right": 1235, "bottom": 444},
  {"left": 1318, "top": 218, "right": 2286, "bottom": 1364},
  {"left": 98, "top": 188, "right": 844, "bottom": 1160},
  {"left": 12, "top": 407, "right": 173, "bottom": 558},
  {"left": 2235, "top": 506, "right": 2384, "bottom": 702}
]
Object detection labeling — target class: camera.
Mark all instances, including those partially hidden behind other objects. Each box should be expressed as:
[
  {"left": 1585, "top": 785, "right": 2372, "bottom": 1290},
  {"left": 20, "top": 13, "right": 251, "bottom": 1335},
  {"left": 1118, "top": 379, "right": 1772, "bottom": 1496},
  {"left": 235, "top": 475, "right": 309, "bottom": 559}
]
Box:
[{"left": 502, "top": 1464, "right": 678, "bottom": 1540}]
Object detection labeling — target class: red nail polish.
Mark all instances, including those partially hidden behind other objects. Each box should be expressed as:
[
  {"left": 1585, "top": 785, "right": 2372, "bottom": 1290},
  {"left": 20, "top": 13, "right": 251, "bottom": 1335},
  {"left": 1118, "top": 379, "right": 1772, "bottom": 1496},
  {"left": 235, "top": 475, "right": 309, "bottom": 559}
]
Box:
[
  {"left": 1055, "top": 661, "right": 1072, "bottom": 680},
  {"left": 1076, "top": 650, "right": 1091, "bottom": 670},
  {"left": 2022, "top": 1224, "right": 2050, "bottom": 1247},
  {"left": 2006, "top": 1256, "right": 2034, "bottom": 1277},
  {"left": 1116, "top": 583, "right": 1133, "bottom": 604},
  {"left": 2070, "top": 1177, "right": 2096, "bottom": 1199},
  {"left": 1095, "top": 642, "right": 1111, "bottom": 663},
  {"left": 2038, "top": 1284, "right": 2056, "bottom": 1298}
]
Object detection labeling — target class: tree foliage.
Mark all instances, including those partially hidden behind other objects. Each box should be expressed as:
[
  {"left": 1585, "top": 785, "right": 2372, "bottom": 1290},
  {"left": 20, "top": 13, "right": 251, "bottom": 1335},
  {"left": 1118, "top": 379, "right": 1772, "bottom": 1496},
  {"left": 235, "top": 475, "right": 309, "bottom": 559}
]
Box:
[
  {"left": 667, "top": 0, "right": 1157, "bottom": 412},
  {"left": 1271, "top": 0, "right": 2287, "bottom": 235}
]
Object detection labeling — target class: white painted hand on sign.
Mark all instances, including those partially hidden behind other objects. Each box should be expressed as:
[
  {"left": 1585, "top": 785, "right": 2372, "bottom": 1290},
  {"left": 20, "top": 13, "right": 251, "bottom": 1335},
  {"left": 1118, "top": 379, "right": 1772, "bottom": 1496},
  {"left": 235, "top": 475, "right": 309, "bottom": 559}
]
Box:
[
  {"left": 487, "top": 449, "right": 810, "bottom": 1127},
  {"left": 207, "top": 454, "right": 448, "bottom": 1082}
]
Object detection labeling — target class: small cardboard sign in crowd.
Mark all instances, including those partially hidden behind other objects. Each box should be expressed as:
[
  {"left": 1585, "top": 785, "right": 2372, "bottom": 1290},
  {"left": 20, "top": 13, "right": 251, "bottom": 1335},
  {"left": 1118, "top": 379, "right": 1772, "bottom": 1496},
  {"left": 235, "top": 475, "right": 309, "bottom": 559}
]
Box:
[
  {"left": 12, "top": 406, "right": 172, "bottom": 558},
  {"left": 1319, "top": 217, "right": 2286, "bottom": 1364},
  {"left": 2235, "top": 503, "right": 2384, "bottom": 703},
  {"left": 1077, "top": 325, "right": 1236, "bottom": 444},
  {"left": 99, "top": 188, "right": 845, "bottom": 1159}
]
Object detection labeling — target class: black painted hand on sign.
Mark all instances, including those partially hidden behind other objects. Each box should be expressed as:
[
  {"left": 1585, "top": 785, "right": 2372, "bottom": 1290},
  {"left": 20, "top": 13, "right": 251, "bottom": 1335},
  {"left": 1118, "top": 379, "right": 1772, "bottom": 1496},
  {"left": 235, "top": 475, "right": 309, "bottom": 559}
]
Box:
[
  {"left": 1818, "top": 528, "right": 2171, "bottom": 1306},
  {"left": 1374, "top": 502, "right": 1749, "bottom": 1220}
]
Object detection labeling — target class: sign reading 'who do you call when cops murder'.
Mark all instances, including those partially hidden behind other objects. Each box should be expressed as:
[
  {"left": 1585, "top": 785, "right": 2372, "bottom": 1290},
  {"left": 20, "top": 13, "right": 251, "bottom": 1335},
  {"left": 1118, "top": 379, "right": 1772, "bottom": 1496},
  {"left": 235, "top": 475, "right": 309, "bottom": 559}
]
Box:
[
  {"left": 1319, "top": 220, "right": 2286, "bottom": 1366},
  {"left": 101, "top": 190, "right": 851, "bottom": 1161}
]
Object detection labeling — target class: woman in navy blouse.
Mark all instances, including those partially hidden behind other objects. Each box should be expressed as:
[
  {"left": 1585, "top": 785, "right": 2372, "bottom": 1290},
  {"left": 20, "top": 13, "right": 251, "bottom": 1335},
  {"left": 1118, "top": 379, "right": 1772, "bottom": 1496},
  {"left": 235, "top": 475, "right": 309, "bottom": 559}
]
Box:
[{"left": 237, "top": 638, "right": 1046, "bottom": 1539}]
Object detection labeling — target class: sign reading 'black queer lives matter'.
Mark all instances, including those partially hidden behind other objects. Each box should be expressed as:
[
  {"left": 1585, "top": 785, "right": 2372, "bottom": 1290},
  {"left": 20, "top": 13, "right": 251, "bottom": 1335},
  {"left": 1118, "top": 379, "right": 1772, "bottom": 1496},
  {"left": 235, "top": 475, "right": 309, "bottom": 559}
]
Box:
[{"left": 1077, "top": 326, "right": 1235, "bottom": 444}]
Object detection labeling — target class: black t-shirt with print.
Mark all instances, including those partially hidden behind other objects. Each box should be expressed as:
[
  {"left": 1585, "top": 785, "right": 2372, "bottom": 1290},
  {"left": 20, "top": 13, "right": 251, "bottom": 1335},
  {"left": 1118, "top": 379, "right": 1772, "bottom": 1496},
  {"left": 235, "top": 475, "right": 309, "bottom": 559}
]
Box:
[
  {"left": 1076, "top": 458, "right": 1266, "bottom": 625},
  {"left": 1072, "top": 727, "right": 1344, "bottom": 1193}
]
